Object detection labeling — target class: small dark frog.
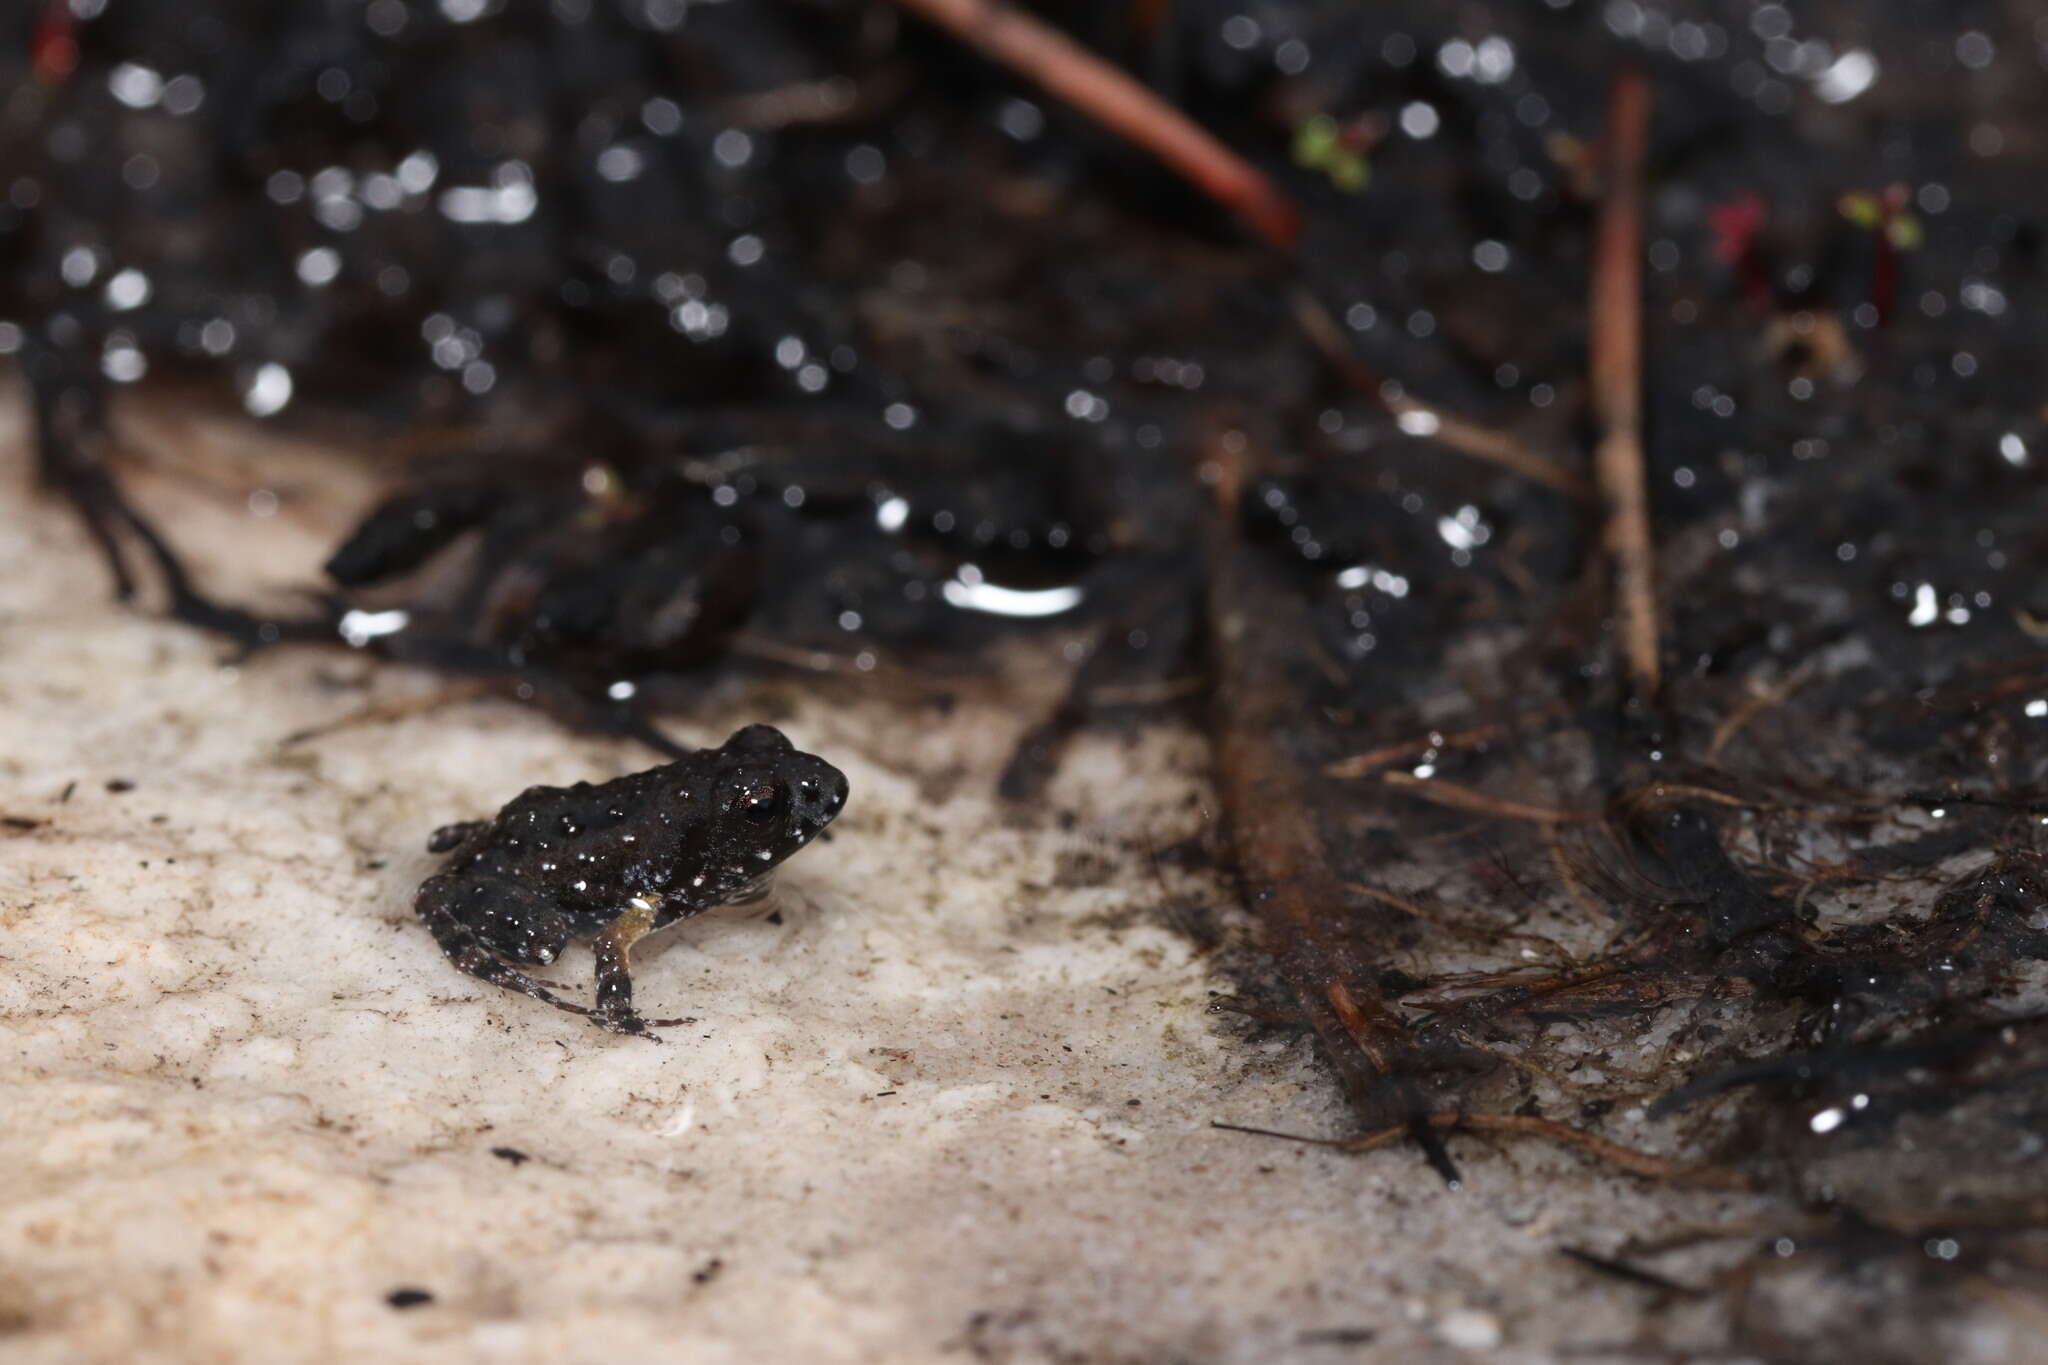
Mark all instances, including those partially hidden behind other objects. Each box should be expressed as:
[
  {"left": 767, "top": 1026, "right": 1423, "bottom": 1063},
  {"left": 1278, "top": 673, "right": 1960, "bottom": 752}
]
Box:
[{"left": 416, "top": 725, "right": 848, "bottom": 1039}]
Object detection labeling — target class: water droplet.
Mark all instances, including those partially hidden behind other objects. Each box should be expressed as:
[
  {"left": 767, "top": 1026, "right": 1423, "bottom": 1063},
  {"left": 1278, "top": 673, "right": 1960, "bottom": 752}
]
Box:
[{"left": 244, "top": 362, "right": 294, "bottom": 417}]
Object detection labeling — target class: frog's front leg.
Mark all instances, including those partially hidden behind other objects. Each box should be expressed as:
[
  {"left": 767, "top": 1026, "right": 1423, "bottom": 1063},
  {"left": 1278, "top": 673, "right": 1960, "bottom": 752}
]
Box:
[{"left": 589, "top": 894, "right": 692, "bottom": 1039}]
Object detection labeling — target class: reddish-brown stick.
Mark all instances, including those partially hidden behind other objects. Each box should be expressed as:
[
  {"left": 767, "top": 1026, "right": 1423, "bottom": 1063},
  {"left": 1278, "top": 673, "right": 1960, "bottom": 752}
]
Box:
[
  {"left": 1214, "top": 1111, "right": 1750, "bottom": 1189},
  {"left": 891, "top": 0, "right": 1300, "bottom": 249},
  {"left": 1590, "top": 69, "right": 1659, "bottom": 701},
  {"left": 1198, "top": 427, "right": 1423, "bottom": 1136}
]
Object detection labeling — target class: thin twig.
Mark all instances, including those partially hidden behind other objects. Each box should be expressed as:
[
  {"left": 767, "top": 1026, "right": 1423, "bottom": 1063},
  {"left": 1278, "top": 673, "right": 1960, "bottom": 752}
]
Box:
[
  {"left": 1323, "top": 698, "right": 1573, "bottom": 777},
  {"left": 1344, "top": 882, "right": 1578, "bottom": 964},
  {"left": 1212, "top": 1112, "right": 1749, "bottom": 1189},
  {"left": 279, "top": 680, "right": 496, "bottom": 747},
  {"left": 1289, "top": 289, "right": 1590, "bottom": 497},
  {"left": 1391, "top": 398, "right": 1593, "bottom": 496},
  {"left": 1705, "top": 660, "right": 1817, "bottom": 766},
  {"left": 1085, "top": 675, "right": 1206, "bottom": 706},
  {"left": 1380, "top": 770, "right": 1591, "bottom": 825},
  {"left": 1341, "top": 882, "right": 1433, "bottom": 918},
  {"left": 717, "top": 69, "right": 914, "bottom": 129},
  {"left": 1589, "top": 69, "right": 1659, "bottom": 701},
  {"left": 1558, "top": 1245, "right": 1705, "bottom": 1296},
  {"left": 1404, "top": 957, "right": 1757, "bottom": 1017},
  {"left": 727, "top": 632, "right": 913, "bottom": 681},
  {"left": 1547, "top": 828, "right": 1616, "bottom": 928},
  {"left": 892, "top": 0, "right": 1299, "bottom": 248},
  {"left": 1610, "top": 781, "right": 1758, "bottom": 813}
]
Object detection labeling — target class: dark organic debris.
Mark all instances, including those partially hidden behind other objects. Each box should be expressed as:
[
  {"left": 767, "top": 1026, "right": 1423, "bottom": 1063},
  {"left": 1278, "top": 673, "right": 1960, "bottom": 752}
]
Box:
[{"left": 1557, "top": 1245, "right": 1703, "bottom": 1298}]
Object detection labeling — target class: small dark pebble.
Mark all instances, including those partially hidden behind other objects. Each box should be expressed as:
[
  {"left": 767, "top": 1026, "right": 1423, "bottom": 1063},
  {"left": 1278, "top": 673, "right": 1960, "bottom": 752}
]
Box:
[
  {"left": 491, "top": 1146, "right": 531, "bottom": 1166},
  {"left": 106, "top": 779, "right": 135, "bottom": 793},
  {"left": 2, "top": 816, "right": 44, "bottom": 831},
  {"left": 692, "top": 1258, "right": 723, "bottom": 1285},
  {"left": 1126, "top": 1099, "right": 1141, "bottom": 1107},
  {"left": 765, "top": 909, "right": 785, "bottom": 925},
  {"left": 386, "top": 1288, "right": 434, "bottom": 1310},
  {"left": 1298, "top": 1327, "right": 1377, "bottom": 1345}
]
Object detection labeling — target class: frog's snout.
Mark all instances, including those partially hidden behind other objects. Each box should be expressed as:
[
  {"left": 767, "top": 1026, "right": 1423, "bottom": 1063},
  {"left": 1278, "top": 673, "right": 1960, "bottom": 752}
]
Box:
[{"left": 794, "top": 765, "right": 849, "bottom": 834}]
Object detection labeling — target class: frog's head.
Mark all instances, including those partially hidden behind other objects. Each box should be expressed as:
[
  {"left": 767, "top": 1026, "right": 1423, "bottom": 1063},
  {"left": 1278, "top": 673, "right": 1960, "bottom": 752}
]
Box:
[{"left": 695, "top": 724, "right": 848, "bottom": 904}]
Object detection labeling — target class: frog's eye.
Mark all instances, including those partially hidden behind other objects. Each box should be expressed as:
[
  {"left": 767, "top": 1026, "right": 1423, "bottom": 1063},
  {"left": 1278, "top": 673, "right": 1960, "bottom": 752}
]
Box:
[{"left": 734, "top": 782, "right": 787, "bottom": 824}]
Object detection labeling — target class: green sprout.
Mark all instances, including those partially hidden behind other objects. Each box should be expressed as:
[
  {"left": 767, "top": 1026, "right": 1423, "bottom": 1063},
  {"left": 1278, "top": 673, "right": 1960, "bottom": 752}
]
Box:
[
  {"left": 1838, "top": 187, "right": 1923, "bottom": 250},
  {"left": 1293, "top": 114, "right": 1373, "bottom": 193}
]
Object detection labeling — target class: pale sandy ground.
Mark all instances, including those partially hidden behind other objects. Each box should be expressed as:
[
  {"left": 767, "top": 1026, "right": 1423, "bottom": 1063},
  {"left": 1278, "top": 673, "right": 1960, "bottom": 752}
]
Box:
[{"left": 2, "top": 388, "right": 2029, "bottom": 1364}]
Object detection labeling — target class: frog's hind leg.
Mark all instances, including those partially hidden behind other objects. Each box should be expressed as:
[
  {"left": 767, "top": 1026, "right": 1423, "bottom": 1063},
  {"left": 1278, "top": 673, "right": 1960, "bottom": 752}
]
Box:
[
  {"left": 416, "top": 875, "right": 597, "bottom": 1026},
  {"left": 589, "top": 894, "right": 693, "bottom": 1039}
]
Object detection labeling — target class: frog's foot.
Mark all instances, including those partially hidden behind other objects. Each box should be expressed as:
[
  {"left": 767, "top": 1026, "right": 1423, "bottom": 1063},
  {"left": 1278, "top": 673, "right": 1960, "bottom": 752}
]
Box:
[
  {"left": 591, "top": 1007, "right": 658, "bottom": 1040},
  {"left": 588, "top": 1006, "right": 679, "bottom": 1041},
  {"left": 588, "top": 1005, "right": 696, "bottom": 1039}
]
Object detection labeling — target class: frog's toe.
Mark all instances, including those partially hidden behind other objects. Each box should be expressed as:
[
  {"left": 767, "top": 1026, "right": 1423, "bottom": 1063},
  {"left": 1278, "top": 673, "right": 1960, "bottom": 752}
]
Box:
[{"left": 592, "top": 1007, "right": 664, "bottom": 1042}]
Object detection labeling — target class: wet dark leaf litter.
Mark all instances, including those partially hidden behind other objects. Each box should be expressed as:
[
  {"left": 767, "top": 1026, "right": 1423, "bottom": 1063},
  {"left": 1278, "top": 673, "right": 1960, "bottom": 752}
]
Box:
[{"left": 7, "top": 0, "right": 2048, "bottom": 1355}]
